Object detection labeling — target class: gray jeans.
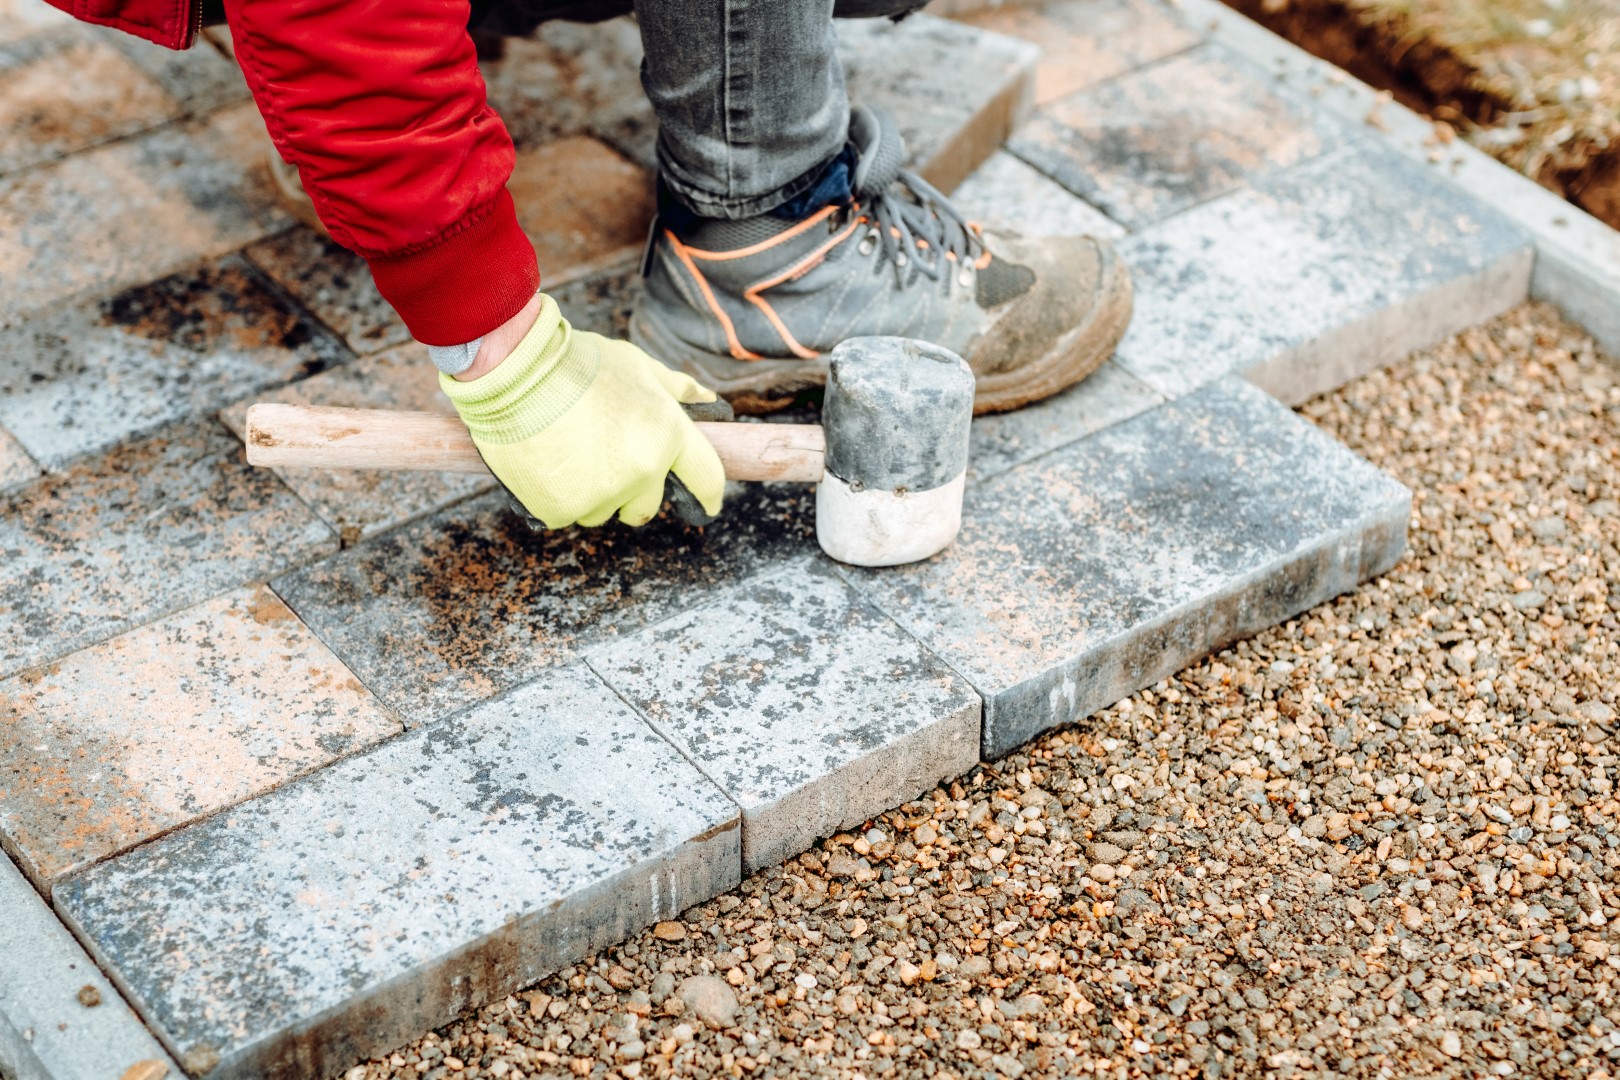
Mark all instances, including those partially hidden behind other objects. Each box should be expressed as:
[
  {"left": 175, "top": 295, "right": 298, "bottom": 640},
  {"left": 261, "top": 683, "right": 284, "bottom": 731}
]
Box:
[{"left": 469, "top": 0, "right": 926, "bottom": 219}]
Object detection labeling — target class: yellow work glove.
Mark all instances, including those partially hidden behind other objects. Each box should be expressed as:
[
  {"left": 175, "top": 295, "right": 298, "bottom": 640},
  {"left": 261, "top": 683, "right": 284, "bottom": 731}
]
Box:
[{"left": 440, "top": 295, "right": 726, "bottom": 529}]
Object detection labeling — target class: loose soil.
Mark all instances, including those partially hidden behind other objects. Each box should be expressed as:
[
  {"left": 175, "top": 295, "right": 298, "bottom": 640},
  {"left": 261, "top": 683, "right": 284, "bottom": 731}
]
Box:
[
  {"left": 1220, "top": 0, "right": 1620, "bottom": 230},
  {"left": 360, "top": 302, "right": 1620, "bottom": 1079}
]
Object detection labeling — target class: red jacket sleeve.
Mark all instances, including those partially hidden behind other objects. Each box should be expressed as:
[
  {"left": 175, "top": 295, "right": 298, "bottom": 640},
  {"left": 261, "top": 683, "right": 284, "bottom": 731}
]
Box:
[{"left": 224, "top": 0, "right": 540, "bottom": 344}]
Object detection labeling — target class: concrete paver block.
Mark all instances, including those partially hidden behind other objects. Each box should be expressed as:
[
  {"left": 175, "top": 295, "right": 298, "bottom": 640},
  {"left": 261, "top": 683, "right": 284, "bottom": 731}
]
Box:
[
  {"left": 841, "top": 15, "right": 1038, "bottom": 193},
  {"left": 844, "top": 378, "right": 1410, "bottom": 759},
  {"left": 552, "top": 263, "right": 640, "bottom": 339},
  {"left": 1115, "top": 141, "right": 1534, "bottom": 402},
  {"left": 968, "top": 360, "right": 1163, "bottom": 481},
  {"left": 274, "top": 485, "right": 813, "bottom": 728},
  {"left": 590, "top": 560, "right": 980, "bottom": 873},
  {"left": 957, "top": 0, "right": 1201, "bottom": 105},
  {"left": 0, "top": 0, "right": 73, "bottom": 41},
  {"left": 220, "top": 345, "right": 493, "bottom": 544},
  {"left": 951, "top": 150, "right": 1124, "bottom": 240},
  {"left": 0, "top": 422, "right": 335, "bottom": 681},
  {"left": 244, "top": 228, "right": 411, "bottom": 356},
  {"left": 0, "top": 425, "right": 38, "bottom": 493},
  {"left": 507, "top": 136, "right": 656, "bottom": 287},
  {"left": 1, "top": 853, "right": 176, "bottom": 1080},
  {"left": 481, "top": 18, "right": 649, "bottom": 151},
  {"left": 0, "top": 587, "right": 399, "bottom": 889},
  {"left": 0, "top": 254, "right": 351, "bottom": 470},
  {"left": 55, "top": 665, "right": 740, "bottom": 1080},
  {"left": 0, "top": 103, "right": 293, "bottom": 328},
  {"left": 1010, "top": 44, "right": 1349, "bottom": 229}
]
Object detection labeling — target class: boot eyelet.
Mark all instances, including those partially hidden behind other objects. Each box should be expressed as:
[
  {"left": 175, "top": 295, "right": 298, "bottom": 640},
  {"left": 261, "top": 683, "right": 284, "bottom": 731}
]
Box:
[
  {"left": 858, "top": 230, "right": 879, "bottom": 256},
  {"left": 894, "top": 252, "right": 908, "bottom": 268},
  {"left": 958, "top": 267, "right": 974, "bottom": 287}
]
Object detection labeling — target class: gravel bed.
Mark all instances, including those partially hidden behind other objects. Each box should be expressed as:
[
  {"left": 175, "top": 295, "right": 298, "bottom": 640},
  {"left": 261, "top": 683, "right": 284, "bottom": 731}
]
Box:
[{"left": 360, "top": 302, "right": 1620, "bottom": 1080}]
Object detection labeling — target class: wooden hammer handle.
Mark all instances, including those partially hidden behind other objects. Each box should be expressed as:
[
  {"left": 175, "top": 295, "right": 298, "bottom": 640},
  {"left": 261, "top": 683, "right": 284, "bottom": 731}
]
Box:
[{"left": 243, "top": 403, "right": 828, "bottom": 484}]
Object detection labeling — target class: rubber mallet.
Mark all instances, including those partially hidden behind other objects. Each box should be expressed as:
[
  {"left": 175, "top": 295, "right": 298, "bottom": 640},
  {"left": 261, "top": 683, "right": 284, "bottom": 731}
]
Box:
[{"left": 245, "top": 336, "right": 975, "bottom": 567}]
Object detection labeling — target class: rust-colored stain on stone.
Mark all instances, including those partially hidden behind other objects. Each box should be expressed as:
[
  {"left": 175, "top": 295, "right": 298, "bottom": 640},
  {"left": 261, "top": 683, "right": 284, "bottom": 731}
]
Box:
[
  {"left": 959, "top": 0, "right": 1201, "bottom": 105},
  {"left": 0, "top": 586, "right": 399, "bottom": 888},
  {"left": 0, "top": 421, "right": 336, "bottom": 680},
  {"left": 243, "top": 227, "right": 410, "bottom": 355},
  {"left": 0, "top": 37, "right": 178, "bottom": 173}
]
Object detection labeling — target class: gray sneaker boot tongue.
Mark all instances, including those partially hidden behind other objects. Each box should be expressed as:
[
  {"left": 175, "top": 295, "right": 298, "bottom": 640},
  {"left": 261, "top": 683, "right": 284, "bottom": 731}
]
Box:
[{"left": 849, "top": 104, "right": 905, "bottom": 199}]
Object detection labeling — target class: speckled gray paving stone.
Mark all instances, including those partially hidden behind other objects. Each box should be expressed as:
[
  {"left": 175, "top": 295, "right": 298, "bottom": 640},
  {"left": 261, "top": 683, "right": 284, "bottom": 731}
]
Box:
[
  {"left": 1, "top": 854, "right": 176, "bottom": 1080},
  {"left": 590, "top": 559, "right": 980, "bottom": 873},
  {"left": 55, "top": 665, "right": 740, "bottom": 1080},
  {"left": 1115, "top": 140, "right": 1535, "bottom": 403},
  {"left": 1009, "top": 44, "right": 1351, "bottom": 230},
  {"left": 844, "top": 378, "right": 1410, "bottom": 759},
  {"left": 243, "top": 227, "right": 411, "bottom": 356},
  {"left": 968, "top": 360, "right": 1163, "bottom": 482},
  {"left": 951, "top": 150, "right": 1124, "bottom": 240},
  {"left": 0, "top": 254, "right": 350, "bottom": 469},
  {"left": 274, "top": 485, "right": 814, "bottom": 728},
  {"left": 0, "top": 422, "right": 336, "bottom": 680}
]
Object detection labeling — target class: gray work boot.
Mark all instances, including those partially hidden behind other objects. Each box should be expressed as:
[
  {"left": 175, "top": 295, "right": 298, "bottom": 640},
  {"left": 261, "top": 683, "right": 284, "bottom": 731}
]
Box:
[{"left": 631, "top": 105, "right": 1133, "bottom": 415}]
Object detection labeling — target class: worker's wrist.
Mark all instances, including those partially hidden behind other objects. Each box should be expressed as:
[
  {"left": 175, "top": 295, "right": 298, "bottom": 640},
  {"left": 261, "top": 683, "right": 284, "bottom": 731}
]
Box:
[
  {"left": 439, "top": 296, "right": 598, "bottom": 445},
  {"left": 430, "top": 290, "right": 545, "bottom": 380}
]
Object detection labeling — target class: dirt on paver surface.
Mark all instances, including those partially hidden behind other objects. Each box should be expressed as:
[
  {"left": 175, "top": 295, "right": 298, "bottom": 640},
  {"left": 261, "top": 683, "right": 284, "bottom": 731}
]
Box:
[
  {"left": 356, "top": 301, "right": 1620, "bottom": 1078},
  {"left": 1221, "top": 0, "right": 1620, "bottom": 230}
]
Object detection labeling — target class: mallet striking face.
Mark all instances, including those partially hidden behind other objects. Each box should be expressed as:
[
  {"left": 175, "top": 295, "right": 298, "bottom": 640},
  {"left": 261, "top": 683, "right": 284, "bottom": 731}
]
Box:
[{"left": 243, "top": 336, "right": 975, "bottom": 567}]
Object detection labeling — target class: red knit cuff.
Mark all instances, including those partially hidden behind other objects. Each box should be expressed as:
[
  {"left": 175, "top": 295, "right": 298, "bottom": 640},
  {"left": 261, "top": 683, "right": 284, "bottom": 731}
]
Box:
[{"left": 367, "top": 189, "right": 542, "bottom": 346}]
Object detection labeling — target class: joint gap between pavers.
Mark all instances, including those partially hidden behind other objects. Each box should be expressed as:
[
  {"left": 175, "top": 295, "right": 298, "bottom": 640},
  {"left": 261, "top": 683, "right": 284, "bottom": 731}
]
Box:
[{"left": 234, "top": 233, "right": 374, "bottom": 364}]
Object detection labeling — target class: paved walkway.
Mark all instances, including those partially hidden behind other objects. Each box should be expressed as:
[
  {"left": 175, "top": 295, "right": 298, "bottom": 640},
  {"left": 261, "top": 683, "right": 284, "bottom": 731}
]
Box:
[{"left": 0, "top": 0, "right": 1532, "bottom": 1075}]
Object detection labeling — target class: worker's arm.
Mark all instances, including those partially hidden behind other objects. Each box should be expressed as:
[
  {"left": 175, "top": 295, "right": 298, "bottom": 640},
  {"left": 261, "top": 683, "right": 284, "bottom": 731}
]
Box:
[
  {"left": 224, "top": 0, "right": 723, "bottom": 526},
  {"left": 223, "top": 0, "right": 538, "bottom": 345}
]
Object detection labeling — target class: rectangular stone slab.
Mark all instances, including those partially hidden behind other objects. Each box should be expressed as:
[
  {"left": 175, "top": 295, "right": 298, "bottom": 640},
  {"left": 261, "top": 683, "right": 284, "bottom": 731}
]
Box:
[
  {"left": 0, "top": 253, "right": 352, "bottom": 470},
  {"left": 0, "top": 586, "right": 399, "bottom": 889},
  {"left": 1, "top": 854, "right": 176, "bottom": 1080},
  {"left": 841, "top": 378, "right": 1411, "bottom": 759},
  {"left": 1115, "top": 140, "right": 1534, "bottom": 403},
  {"left": 55, "top": 665, "right": 740, "bottom": 1079},
  {"left": 0, "top": 422, "right": 336, "bottom": 680},
  {"left": 1009, "top": 43, "right": 1350, "bottom": 229},
  {"left": 274, "top": 485, "right": 814, "bottom": 728},
  {"left": 589, "top": 559, "right": 981, "bottom": 873},
  {"left": 243, "top": 228, "right": 412, "bottom": 356},
  {"left": 0, "top": 425, "right": 37, "bottom": 493}
]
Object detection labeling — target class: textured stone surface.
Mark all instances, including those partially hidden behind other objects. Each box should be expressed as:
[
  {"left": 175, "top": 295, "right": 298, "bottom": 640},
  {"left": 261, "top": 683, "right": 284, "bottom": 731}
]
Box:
[
  {"left": 958, "top": 0, "right": 1201, "bottom": 105},
  {"left": 551, "top": 263, "right": 640, "bottom": 339},
  {"left": 1010, "top": 44, "right": 1349, "bottom": 229},
  {"left": 56, "top": 666, "right": 740, "bottom": 1080},
  {"left": 0, "top": 587, "right": 399, "bottom": 888},
  {"left": 0, "top": 31, "right": 177, "bottom": 175},
  {"left": 482, "top": 18, "right": 649, "bottom": 152},
  {"left": 244, "top": 228, "right": 411, "bottom": 355},
  {"left": 507, "top": 136, "right": 655, "bottom": 286},
  {"left": 968, "top": 360, "right": 1163, "bottom": 481},
  {"left": 1116, "top": 141, "right": 1534, "bottom": 401},
  {"left": 846, "top": 378, "right": 1411, "bottom": 759},
  {"left": 841, "top": 15, "right": 1038, "bottom": 193},
  {"left": 0, "top": 0, "right": 72, "bottom": 40},
  {"left": 0, "top": 422, "right": 335, "bottom": 680},
  {"left": 221, "top": 345, "right": 492, "bottom": 544},
  {"left": 0, "top": 426, "right": 37, "bottom": 493},
  {"left": 951, "top": 150, "right": 1124, "bottom": 239},
  {"left": 0, "top": 254, "right": 351, "bottom": 469},
  {"left": 591, "top": 560, "right": 980, "bottom": 872},
  {"left": 0, "top": 103, "right": 292, "bottom": 327},
  {"left": 274, "top": 485, "right": 813, "bottom": 727},
  {"left": 0, "top": 853, "right": 177, "bottom": 1080}
]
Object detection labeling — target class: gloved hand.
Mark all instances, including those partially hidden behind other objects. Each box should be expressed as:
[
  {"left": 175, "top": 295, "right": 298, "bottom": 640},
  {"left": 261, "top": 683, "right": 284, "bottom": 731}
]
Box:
[{"left": 440, "top": 294, "right": 726, "bottom": 529}]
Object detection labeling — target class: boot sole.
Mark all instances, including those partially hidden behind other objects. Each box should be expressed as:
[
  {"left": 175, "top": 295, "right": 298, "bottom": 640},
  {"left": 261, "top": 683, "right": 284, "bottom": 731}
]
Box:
[{"left": 630, "top": 243, "right": 1135, "bottom": 417}]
